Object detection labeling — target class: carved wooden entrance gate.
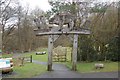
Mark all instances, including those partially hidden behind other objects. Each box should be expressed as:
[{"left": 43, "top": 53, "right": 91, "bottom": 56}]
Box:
[{"left": 34, "top": 12, "right": 90, "bottom": 71}]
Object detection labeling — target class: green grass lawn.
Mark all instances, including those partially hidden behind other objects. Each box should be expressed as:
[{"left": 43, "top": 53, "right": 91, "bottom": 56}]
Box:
[
  {"left": 8, "top": 63, "right": 46, "bottom": 78},
  {"left": 2, "top": 48, "right": 48, "bottom": 78},
  {"left": 22, "top": 48, "right": 48, "bottom": 62},
  {"left": 1, "top": 47, "right": 118, "bottom": 77},
  {"left": 65, "top": 61, "right": 118, "bottom": 73},
  {"left": 2, "top": 47, "right": 72, "bottom": 62},
  {"left": 22, "top": 47, "right": 72, "bottom": 62},
  {"left": 2, "top": 54, "right": 14, "bottom": 58},
  {"left": 60, "top": 47, "right": 118, "bottom": 73}
]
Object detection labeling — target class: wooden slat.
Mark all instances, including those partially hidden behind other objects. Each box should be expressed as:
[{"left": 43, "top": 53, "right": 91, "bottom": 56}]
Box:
[
  {"left": 35, "top": 30, "right": 90, "bottom": 36},
  {"left": 53, "top": 35, "right": 60, "bottom": 42}
]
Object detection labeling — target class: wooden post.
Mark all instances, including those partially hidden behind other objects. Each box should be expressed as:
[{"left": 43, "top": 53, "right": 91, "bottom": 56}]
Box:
[
  {"left": 47, "top": 35, "right": 53, "bottom": 71},
  {"left": 57, "top": 54, "right": 60, "bottom": 62},
  {"left": 65, "top": 48, "right": 67, "bottom": 62},
  {"left": 21, "top": 57, "right": 24, "bottom": 65},
  {"left": 72, "top": 34, "right": 78, "bottom": 71},
  {"left": 30, "top": 55, "right": 32, "bottom": 63}
]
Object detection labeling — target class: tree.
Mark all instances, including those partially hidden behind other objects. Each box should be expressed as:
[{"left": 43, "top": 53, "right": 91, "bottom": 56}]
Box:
[
  {"left": 0, "top": 26, "right": 2, "bottom": 49},
  {"left": 78, "top": 35, "right": 96, "bottom": 62},
  {"left": 77, "top": 2, "right": 119, "bottom": 62},
  {"left": 31, "top": 7, "right": 47, "bottom": 29},
  {"left": 91, "top": 3, "right": 118, "bottom": 60},
  {"left": 0, "top": 0, "right": 20, "bottom": 52}
]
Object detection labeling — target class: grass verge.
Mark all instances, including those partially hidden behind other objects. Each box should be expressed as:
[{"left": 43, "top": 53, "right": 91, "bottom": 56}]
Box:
[
  {"left": 64, "top": 61, "right": 118, "bottom": 73},
  {"left": 8, "top": 63, "right": 46, "bottom": 78},
  {"left": 22, "top": 52, "right": 48, "bottom": 62},
  {"left": 2, "top": 54, "right": 14, "bottom": 58}
]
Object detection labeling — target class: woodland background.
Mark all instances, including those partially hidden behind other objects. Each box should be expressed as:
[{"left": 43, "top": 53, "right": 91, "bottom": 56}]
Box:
[{"left": 0, "top": 0, "right": 119, "bottom": 61}]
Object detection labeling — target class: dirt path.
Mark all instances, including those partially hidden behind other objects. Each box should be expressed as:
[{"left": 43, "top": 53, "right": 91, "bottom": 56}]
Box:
[{"left": 33, "top": 60, "right": 118, "bottom": 78}]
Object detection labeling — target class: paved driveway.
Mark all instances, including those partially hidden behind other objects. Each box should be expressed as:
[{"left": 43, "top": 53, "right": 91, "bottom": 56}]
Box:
[{"left": 33, "top": 60, "right": 118, "bottom": 78}]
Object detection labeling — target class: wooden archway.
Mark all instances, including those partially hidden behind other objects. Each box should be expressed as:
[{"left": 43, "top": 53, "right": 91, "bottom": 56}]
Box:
[{"left": 34, "top": 12, "right": 90, "bottom": 71}]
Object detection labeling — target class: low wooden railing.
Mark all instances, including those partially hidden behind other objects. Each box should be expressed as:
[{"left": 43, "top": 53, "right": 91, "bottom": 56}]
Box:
[{"left": 13, "top": 55, "right": 32, "bottom": 66}]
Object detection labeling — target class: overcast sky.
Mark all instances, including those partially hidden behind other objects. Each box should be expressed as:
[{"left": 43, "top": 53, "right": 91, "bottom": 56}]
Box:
[
  {"left": 20, "top": 0, "right": 118, "bottom": 12},
  {"left": 20, "top": 0, "right": 52, "bottom": 11}
]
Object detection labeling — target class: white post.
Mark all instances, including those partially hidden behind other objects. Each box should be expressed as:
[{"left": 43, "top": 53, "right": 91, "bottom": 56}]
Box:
[
  {"left": 72, "top": 34, "right": 78, "bottom": 71},
  {"left": 47, "top": 35, "right": 53, "bottom": 71}
]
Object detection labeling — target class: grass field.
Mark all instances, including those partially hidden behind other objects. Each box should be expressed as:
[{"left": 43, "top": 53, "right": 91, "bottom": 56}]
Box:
[
  {"left": 2, "top": 47, "right": 119, "bottom": 76},
  {"left": 22, "top": 48, "right": 48, "bottom": 62},
  {"left": 2, "top": 48, "right": 48, "bottom": 62},
  {"left": 8, "top": 63, "right": 46, "bottom": 78},
  {"left": 30, "top": 47, "right": 118, "bottom": 73},
  {"left": 2, "top": 54, "right": 14, "bottom": 58},
  {"left": 22, "top": 47, "right": 72, "bottom": 62},
  {"left": 2, "top": 48, "right": 48, "bottom": 78},
  {"left": 64, "top": 61, "right": 118, "bottom": 73}
]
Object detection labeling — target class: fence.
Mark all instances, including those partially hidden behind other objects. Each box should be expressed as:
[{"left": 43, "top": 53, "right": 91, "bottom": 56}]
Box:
[
  {"left": 53, "top": 46, "right": 67, "bottom": 62},
  {"left": 13, "top": 55, "right": 32, "bottom": 66},
  {"left": 53, "top": 54, "right": 67, "bottom": 62}
]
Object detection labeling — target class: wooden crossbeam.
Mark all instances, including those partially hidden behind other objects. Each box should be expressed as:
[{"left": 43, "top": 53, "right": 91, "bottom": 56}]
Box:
[{"left": 34, "top": 30, "right": 90, "bottom": 36}]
